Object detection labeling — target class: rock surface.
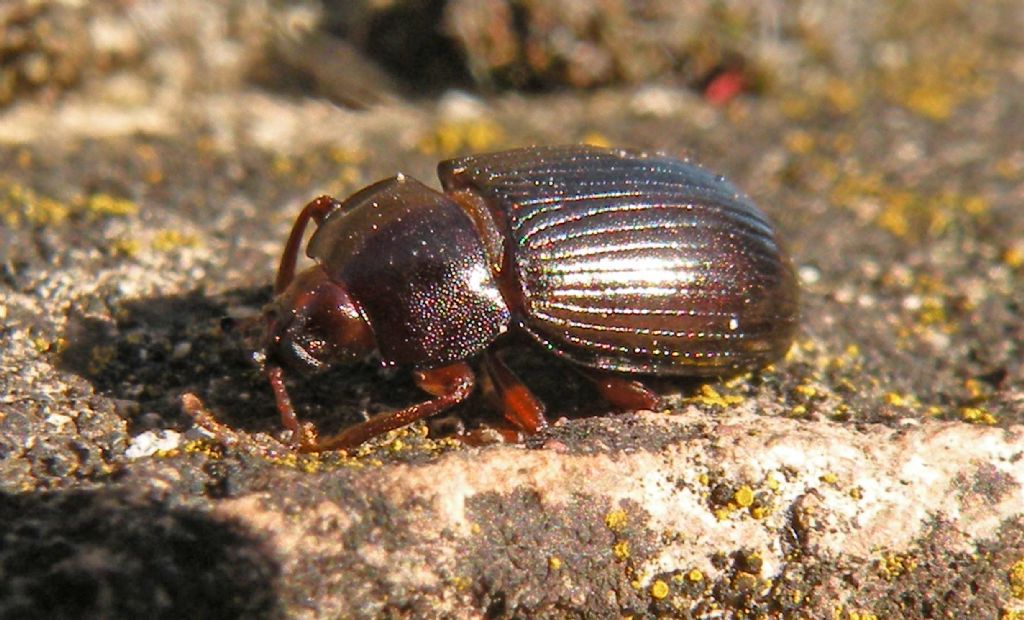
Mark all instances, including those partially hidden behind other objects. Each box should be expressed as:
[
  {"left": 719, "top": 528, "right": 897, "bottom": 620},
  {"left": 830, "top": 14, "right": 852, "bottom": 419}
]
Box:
[{"left": 1, "top": 1, "right": 1023, "bottom": 618}]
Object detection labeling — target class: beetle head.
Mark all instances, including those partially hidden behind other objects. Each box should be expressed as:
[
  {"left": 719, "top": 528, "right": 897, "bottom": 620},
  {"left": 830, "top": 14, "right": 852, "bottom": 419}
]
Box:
[{"left": 262, "top": 265, "right": 375, "bottom": 374}]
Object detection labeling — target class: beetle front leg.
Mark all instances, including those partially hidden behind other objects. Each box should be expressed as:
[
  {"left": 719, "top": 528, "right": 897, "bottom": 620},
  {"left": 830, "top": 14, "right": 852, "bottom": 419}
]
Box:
[
  {"left": 290, "top": 361, "right": 476, "bottom": 453},
  {"left": 267, "top": 364, "right": 316, "bottom": 444}
]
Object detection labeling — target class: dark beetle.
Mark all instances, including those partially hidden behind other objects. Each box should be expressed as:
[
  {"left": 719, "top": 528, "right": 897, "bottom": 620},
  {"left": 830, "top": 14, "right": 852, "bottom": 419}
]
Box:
[{"left": 261, "top": 145, "right": 798, "bottom": 451}]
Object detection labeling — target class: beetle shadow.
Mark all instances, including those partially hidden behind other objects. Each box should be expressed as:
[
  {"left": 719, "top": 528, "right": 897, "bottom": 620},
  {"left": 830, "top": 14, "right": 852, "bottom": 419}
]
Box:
[
  {"left": 56, "top": 286, "right": 712, "bottom": 443},
  {"left": 57, "top": 286, "right": 455, "bottom": 440},
  {"left": 0, "top": 485, "right": 283, "bottom": 618}
]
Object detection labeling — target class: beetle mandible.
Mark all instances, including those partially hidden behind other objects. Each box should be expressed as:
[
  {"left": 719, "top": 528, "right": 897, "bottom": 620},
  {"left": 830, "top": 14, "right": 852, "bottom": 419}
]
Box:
[{"left": 260, "top": 145, "right": 798, "bottom": 451}]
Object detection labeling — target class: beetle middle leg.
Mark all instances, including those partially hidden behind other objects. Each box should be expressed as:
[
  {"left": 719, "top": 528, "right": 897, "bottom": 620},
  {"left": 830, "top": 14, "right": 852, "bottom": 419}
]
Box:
[
  {"left": 480, "top": 351, "right": 549, "bottom": 433},
  {"left": 273, "top": 361, "right": 476, "bottom": 452}
]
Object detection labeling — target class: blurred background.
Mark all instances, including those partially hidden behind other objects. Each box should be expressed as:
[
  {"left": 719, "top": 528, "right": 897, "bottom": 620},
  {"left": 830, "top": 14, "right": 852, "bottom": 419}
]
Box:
[{"left": 0, "top": 0, "right": 1010, "bottom": 113}]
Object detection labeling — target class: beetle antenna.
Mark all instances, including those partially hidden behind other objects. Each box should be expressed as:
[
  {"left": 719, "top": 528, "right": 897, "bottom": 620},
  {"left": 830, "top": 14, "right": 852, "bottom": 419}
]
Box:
[{"left": 274, "top": 195, "right": 339, "bottom": 294}]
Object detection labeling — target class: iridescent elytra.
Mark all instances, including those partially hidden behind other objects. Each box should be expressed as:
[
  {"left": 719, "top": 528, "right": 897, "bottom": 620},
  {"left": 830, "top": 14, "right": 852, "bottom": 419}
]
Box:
[{"left": 259, "top": 145, "right": 798, "bottom": 451}]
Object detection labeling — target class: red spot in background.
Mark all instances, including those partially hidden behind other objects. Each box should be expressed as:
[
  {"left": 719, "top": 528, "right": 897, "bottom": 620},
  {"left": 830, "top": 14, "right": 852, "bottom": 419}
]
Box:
[{"left": 703, "top": 69, "right": 746, "bottom": 105}]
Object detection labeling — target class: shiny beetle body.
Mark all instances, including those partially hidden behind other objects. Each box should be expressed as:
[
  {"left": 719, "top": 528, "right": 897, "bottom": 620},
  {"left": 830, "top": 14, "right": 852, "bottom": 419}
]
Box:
[{"left": 262, "top": 145, "right": 798, "bottom": 451}]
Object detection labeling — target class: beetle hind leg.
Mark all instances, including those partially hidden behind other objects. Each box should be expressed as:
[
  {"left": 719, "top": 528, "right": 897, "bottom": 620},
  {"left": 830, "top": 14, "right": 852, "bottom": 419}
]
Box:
[{"left": 579, "top": 369, "right": 662, "bottom": 412}]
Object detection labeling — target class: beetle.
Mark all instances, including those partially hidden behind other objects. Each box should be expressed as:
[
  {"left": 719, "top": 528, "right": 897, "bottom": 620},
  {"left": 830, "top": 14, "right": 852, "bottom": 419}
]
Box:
[{"left": 259, "top": 145, "right": 798, "bottom": 451}]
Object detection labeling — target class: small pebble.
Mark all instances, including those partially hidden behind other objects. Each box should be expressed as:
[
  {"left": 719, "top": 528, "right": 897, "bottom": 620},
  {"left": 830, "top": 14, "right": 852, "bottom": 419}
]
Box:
[
  {"left": 45, "top": 413, "right": 74, "bottom": 432},
  {"left": 171, "top": 341, "right": 192, "bottom": 359},
  {"left": 798, "top": 265, "right": 821, "bottom": 285},
  {"left": 126, "top": 429, "right": 182, "bottom": 459}
]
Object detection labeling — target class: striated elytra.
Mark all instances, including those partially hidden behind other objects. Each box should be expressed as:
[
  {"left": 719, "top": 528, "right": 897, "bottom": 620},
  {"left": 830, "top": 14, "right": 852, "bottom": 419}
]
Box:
[{"left": 259, "top": 145, "right": 798, "bottom": 451}]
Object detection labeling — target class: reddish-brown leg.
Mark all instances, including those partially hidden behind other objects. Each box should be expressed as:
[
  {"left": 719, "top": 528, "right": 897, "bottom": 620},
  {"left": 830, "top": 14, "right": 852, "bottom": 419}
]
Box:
[
  {"left": 481, "top": 352, "right": 548, "bottom": 433},
  {"left": 181, "top": 392, "right": 243, "bottom": 447},
  {"left": 267, "top": 365, "right": 310, "bottom": 439},
  {"left": 274, "top": 195, "right": 340, "bottom": 294},
  {"left": 580, "top": 370, "right": 661, "bottom": 411},
  {"left": 271, "top": 361, "right": 476, "bottom": 453}
]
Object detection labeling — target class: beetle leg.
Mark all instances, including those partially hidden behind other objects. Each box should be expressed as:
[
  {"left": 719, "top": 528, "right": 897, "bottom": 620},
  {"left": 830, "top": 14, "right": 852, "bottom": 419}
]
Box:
[
  {"left": 481, "top": 352, "right": 548, "bottom": 433},
  {"left": 274, "top": 195, "right": 340, "bottom": 294},
  {"left": 267, "top": 364, "right": 316, "bottom": 444},
  {"left": 181, "top": 392, "right": 244, "bottom": 447},
  {"left": 579, "top": 370, "right": 661, "bottom": 411},
  {"left": 293, "top": 361, "right": 476, "bottom": 452}
]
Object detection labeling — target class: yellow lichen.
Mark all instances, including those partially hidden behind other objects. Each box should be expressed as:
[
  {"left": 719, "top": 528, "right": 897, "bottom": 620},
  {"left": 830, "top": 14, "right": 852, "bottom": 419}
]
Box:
[
  {"left": 272, "top": 156, "right": 294, "bottom": 176},
  {"left": 613, "top": 540, "right": 630, "bottom": 560},
  {"left": 689, "top": 384, "right": 744, "bottom": 408},
  {"left": 794, "top": 383, "right": 818, "bottom": 398},
  {"left": 649, "top": 579, "right": 669, "bottom": 600},
  {"left": 687, "top": 568, "right": 704, "bottom": 582},
  {"left": 450, "top": 576, "right": 472, "bottom": 591},
  {"left": 0, "top": 182, "right": 69, "bottom": 227},
  {"left": 111, "top": 237, "right": 142, "bottom": 257},
  {"left": 605, "top": 509, "right": 628, "bottom": 532},
  {"left": 963, "top": 378, "right": 987, "bottom": 400},
  {"left": 420, "top": 120, "right": 505, "bottom": 156},
  {"left": 884, "top": 392, "right": 911, "bottom": 407},
  {"left": 734, "top": 485, "right": 755, "bottom": 508},
  {"left": 1008, "top": 557, "right": 1024, "bottom": 599},
  {"left": 882, "top": 49, "right": 991, "bottom": 121},
  {"left": 820, "top": 472, "right": 839, "bottom": 485},
  {"left": 548, "top": 556, "right": 562, "bottom": 571},
  {"left": 328, "top": 146, "right": 367, "bottom": 165},
  {"left": 152, "top": 230, "right": 199, "bottom": 252},
  {"left": 878, "top": 552, "right": 918, "bottom": 580},
  {"left": 960, "top": 406, "right": 997, "bottom": 425},
  {"left": 731, "top": 571, "right": 759, "bottom": 591},
  {"left": 1003, "top": 245, "right": 1024, "bottom": 269},
  {"left": 82, "top": 193, "right": 139, "bottom": 217}
]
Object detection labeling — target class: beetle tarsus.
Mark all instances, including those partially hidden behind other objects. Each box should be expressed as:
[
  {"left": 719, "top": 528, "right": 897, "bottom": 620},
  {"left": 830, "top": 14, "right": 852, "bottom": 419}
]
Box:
[{"left": 181, "top": 392, "right": 242, "bottom": 447}]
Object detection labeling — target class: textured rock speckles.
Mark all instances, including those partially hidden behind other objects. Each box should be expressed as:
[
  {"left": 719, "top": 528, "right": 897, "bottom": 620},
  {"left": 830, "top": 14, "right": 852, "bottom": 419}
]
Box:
[{"left": 171, "top": 411, "right": 1023, "bottom": 618}]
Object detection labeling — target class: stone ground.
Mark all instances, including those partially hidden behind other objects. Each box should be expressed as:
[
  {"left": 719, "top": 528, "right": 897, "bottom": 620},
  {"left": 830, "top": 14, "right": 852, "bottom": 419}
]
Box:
[{"left": 0, "top": 1, "right": 1023, "bottom": 618}]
